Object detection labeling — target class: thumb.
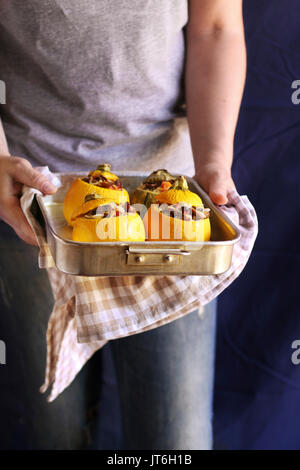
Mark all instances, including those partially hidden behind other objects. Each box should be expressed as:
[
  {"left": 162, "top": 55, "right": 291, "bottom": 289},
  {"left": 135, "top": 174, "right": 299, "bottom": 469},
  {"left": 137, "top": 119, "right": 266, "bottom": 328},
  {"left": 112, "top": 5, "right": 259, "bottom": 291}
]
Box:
[
  {"left": 3, "top": 197, "right": 39, "bottom": 246},
  {"left": 208, "top": 173, "right": 230, "bottom": 206},
  {"left": 11, "top": 159, "right": 57, "bottom": 194}
]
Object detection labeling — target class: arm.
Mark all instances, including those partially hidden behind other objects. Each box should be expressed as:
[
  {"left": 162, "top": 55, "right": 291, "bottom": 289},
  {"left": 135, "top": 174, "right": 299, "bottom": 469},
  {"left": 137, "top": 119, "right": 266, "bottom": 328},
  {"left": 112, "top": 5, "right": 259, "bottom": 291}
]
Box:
[
  {"left": 0, "top": 118, "right": 57, "bottom": 245},
  {"left": 185, "top": 0, "right": 246, "bottom": 204}
]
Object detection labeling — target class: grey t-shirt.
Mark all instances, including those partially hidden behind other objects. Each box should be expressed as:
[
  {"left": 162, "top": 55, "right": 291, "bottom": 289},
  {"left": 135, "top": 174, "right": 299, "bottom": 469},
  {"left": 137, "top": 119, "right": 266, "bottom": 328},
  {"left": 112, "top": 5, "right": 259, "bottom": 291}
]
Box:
[{"left": 0, "top": 0, "right": 195, "bottom": 175}]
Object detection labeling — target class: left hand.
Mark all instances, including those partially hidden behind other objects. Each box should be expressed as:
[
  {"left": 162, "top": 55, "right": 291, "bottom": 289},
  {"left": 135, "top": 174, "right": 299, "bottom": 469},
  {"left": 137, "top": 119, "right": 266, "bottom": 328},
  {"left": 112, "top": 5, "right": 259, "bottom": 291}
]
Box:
[{"left": 194, "top": 162, "right": 236, "bottom": 206}]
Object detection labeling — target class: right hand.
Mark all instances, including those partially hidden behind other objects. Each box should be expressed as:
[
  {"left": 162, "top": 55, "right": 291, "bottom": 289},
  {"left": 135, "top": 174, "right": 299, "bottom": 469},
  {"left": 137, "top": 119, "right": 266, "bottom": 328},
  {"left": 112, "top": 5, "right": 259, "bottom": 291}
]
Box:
[{"left": 0, "top": 155, "right": 57, "bottom": 245}]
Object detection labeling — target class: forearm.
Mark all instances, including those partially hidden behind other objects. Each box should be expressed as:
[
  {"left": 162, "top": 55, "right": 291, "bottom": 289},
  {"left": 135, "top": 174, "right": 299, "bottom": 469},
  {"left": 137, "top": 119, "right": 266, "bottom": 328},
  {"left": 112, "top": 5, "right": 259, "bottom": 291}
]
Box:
[
  {"left": 0, "top": 118, "right": 9, "bottom": 155},
  {"left": 185, "top": 29, "right": 246, "bottom": 175}
]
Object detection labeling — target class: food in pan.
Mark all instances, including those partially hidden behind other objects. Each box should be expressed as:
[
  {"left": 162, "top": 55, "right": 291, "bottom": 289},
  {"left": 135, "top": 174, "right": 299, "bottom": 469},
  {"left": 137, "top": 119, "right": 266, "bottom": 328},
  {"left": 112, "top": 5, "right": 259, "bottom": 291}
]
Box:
[
  {"left": 144, "top": 203, "right": 211, "bottom": 242},
  {"left": 63, "top": 163, "right": 130, "bottom": 226},
  {"left": 130, "top": 169, "right": 177, "bottom": 209},
  {"left": 143, "top": 176, "right": 211, "bottom": 241},
  {"left": 155, "top": 175, "right": 203, "bottom": 205},
  {"left": 71, "top": 194, "right": 145, "bottom": 242}
]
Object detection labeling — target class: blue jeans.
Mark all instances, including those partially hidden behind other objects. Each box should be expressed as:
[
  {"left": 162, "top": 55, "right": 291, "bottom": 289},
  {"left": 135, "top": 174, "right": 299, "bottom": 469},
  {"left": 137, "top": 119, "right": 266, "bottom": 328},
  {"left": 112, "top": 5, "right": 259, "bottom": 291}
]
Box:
[
  {"left": 110, "top": 301, "right": 216, "bottom": 450},
  {"left": 0, "top": 220, "right": 216, "bottom": 450}
]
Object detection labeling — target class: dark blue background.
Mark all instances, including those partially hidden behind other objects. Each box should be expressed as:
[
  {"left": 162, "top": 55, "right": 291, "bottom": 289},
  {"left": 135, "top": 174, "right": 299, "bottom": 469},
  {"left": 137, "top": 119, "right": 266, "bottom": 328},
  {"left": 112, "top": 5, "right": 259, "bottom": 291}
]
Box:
[{"left": 213, "top": 0, "right": 300, "bottom": 450}]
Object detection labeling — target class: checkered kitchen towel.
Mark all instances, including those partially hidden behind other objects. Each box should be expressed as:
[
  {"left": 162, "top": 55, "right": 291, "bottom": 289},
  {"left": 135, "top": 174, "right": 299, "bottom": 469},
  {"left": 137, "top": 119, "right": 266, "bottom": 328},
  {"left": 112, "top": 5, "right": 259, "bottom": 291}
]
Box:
[{"left": 20, "top": 167, "right": 258, "bottom": 401}]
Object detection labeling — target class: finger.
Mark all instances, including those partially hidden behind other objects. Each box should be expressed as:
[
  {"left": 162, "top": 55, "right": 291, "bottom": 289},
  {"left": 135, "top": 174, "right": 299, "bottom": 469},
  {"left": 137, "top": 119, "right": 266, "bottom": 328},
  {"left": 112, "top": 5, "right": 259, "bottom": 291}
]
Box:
[
  {"left": 0, "top": 198, "right": 38, "bottom": 246},
  {"left": 10, "top": 158, "right": 57, "bottom": 194},
  {"left": 208, "top": 175, "right": 229, "bottom": 205}
]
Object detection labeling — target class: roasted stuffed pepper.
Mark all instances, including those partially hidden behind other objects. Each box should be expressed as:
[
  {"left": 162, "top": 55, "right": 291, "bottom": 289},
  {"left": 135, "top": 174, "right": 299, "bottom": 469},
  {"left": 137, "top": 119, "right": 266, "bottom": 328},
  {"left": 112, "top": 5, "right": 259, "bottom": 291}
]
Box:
[
  {"left": 143, "top": 176, "right": 211, "bottom": 242},
  {"left": 130, "top": 169, "right": 177, "bottom": 209},
  {"left": 63, "top": 163, "right": 130, "bottom": 226},
  {"left": 71, "top": 194, "right": 145, "bottom": 242}
]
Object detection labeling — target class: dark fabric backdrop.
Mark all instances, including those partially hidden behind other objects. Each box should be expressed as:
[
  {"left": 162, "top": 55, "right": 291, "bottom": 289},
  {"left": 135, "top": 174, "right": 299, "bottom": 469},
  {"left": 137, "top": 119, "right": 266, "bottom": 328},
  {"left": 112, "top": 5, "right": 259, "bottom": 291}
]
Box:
[{"left": 213, "top": 0, "right": 300, "bottom": 450}]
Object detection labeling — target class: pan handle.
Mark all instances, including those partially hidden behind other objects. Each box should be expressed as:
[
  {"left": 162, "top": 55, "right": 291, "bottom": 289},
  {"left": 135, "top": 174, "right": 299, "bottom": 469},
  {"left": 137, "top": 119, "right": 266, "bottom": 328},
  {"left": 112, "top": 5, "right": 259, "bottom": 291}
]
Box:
[
  {"left": 126, "top": 247, "right": 191, "bottom": 255},
  {"left": 125, "top": 247, "right": 191, "bottom": 266}
]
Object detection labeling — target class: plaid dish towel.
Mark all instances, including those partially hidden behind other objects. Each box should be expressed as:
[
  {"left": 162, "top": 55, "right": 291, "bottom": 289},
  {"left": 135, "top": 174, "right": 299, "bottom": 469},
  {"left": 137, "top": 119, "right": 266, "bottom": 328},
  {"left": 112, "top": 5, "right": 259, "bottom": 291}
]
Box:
[{"left": 20, "top": 167, "right": 258, "bottom": 402}]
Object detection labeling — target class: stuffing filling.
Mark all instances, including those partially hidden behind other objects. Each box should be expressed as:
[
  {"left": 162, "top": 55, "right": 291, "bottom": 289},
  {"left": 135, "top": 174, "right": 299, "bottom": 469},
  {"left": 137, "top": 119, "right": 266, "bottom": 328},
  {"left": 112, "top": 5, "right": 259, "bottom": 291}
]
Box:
[
  {"left": 83, "top": 203, "right": 136, "bottom": 219},
  {"left": 82, "top": 172, "right": 123, "bottom": 190},
  {"left": 158, "top": 202, "right": 210, "bottom": 221},
  {"left": 142, "top": 180, "right": 174, "bottom": 191}
]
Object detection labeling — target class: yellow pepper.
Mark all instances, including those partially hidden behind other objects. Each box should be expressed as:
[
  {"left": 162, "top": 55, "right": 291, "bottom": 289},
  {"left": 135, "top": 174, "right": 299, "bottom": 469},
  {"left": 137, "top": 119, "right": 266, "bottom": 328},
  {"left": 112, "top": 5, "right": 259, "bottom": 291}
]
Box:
[
  {"left": 72, "top": 195, "right": 145, "bottom": 242},
  {"left": 142, "top": 176, "right": 210, "bottom": 241},
  {"left": 143, "top": 204, "right": 211, "bottom": 242},
  {"left": 63, "top": 163, "right": 130, "bottom": 226},
  {"left": 155, "top": 175, "right": 203, "bottom": 206}
]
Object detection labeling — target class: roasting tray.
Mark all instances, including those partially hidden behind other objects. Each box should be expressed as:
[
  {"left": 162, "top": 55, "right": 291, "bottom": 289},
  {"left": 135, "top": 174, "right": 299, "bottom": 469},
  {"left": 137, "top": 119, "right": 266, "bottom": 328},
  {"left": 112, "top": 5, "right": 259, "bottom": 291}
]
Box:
[{"left": 35, "top": 172, "right": 240, "bottom": 276}]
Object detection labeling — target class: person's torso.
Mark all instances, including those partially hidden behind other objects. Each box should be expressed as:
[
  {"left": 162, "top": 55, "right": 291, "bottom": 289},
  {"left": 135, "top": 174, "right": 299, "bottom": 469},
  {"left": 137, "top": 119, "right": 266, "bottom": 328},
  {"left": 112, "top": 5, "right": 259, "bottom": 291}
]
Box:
[{"left": 0, "top": 0, "right": 194, "bottom": 175}]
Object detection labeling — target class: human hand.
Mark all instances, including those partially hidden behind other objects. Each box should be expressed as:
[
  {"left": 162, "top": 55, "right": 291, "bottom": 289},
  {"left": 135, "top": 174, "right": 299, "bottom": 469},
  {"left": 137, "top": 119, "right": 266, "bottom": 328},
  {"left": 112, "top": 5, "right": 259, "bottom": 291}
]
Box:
[
  {"left": 194, "top": 162, "right": 236, "bottom": 206},
  {"left": 0, "top": 155, "right": 57, "bottom": 245}
]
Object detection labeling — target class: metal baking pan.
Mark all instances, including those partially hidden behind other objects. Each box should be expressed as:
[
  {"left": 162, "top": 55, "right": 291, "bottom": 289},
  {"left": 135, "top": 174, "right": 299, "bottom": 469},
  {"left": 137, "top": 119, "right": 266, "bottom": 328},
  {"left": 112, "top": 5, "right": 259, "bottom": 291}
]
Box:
[{"left": 35, "top": 172, "right": 240, "bottom": 276}]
